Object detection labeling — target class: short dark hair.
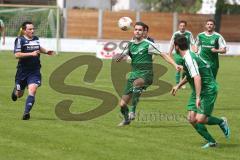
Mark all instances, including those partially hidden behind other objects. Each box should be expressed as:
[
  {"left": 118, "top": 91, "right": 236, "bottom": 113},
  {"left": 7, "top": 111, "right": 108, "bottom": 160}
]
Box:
[
  {"left": 206, "top": 19, "right": 216, "bottom": 25},
  {"left": 179, "top": 20, "right": 187, "bottom": 26},
  {"left": 174, "top": 35, "right": 189, "bottom": 50},
  {"left": 134, "top": 21, "right": 146, "bottom": 29},
  {"left": 21, "top": 21, "right": 33, "bottom": 30},
  {"left": 144, "top": 24, "right": 149, "bottom": 32}
]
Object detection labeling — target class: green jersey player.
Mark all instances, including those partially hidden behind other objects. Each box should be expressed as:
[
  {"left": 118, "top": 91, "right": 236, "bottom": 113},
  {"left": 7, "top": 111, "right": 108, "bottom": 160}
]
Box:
[
  {"left": 168, "top": 20, "right": 195, "bottom": 87},
  {"left": 195, "top": 19, "right": 226, "bottom": 79},
  {"left": 171, "top": 35, "right": 230, "bottom": 148},
  {"left": 116, "top": 22, "right": 181, "bottom": 126}
]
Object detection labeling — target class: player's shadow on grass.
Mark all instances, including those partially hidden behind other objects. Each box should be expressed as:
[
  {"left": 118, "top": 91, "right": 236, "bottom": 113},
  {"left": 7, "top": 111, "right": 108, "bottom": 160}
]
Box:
[
  {"left": 218, "top": 143, "right": 240, "bottom": 148},
  {"left": 32, "top": 117, "right": 57, "bottom": 121}
]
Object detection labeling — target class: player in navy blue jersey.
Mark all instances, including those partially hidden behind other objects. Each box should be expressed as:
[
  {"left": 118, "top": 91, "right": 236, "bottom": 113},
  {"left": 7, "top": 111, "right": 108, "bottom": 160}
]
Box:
[{"left": 11, "top": 21, "right": 54, "bottom": 120}]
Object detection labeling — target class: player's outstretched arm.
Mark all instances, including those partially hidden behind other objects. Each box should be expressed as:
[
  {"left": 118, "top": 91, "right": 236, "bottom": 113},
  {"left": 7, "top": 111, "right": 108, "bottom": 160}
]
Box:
[
  {"left": 115, "top": 41, "right": 130, "bottom": 62},
  {"left": 115, "top": 54, "right": 127, "bottom": 62},
  {"left": 160, "top": 53, "right": 182, "bottom": 71},
  {"left": 171, "top": 76, "right": 187, "bottom": 96},
  {"left": 40, "top": 47, "right": 55, "bottom": 55},
  {"left": 148, "top": 43, "right": 182, "bottom": 71}
]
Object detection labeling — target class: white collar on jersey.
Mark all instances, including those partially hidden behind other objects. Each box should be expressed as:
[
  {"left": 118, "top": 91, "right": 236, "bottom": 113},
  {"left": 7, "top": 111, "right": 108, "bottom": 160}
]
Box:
[
  {"left": 204, "top": 31, "right": 216, "bottom": 37},
  {"left": 23, "top": 35, "right": 34, "bottom": 40}
]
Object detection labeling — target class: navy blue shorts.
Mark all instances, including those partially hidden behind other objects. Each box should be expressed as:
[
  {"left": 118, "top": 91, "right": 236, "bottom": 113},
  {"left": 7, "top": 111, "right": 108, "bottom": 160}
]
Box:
[{"left": 15, "top": 69, "right": 42, "bottom": 91}]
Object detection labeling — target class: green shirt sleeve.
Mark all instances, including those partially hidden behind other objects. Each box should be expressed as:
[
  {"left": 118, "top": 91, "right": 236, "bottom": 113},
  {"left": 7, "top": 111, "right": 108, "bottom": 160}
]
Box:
[
  {"left": 218, "top": 35, "right": 226, "bottom": 49},
  {"left": 184, "top": 52, "right": 200, "bottom": 78}
]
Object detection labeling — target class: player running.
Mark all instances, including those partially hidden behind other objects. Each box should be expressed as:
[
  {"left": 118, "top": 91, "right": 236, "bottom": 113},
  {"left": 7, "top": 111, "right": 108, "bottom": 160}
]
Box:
[
  {"left": 116, "top": 21, "right": 181, "bottom": 126},
  {"left": 171, "top": 35, "right": 230, "bottom": 148},
  {"left": 195, "top": 19, "right": 226, "bottom": 79},
  {"left": 11, "top": 21, "right": 54, "bottom": 120},
  {"left": 168, "top": 20, "right": 195, "bottom": 88}
]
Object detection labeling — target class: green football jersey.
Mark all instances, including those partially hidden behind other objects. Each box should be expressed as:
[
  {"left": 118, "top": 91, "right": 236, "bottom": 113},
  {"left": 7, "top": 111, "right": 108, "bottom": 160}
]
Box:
[
  {"left": 124, "top": 39, "right": 162, "bottom": 71},
  {"left": 181, "top": 50, "right": 217, "bottom": 94},
  {"left": 170, "top": 30, "right": 195, "bottom": 53},
  {"left": 196, "top": 32, "right": 226, "bottom": 69}
]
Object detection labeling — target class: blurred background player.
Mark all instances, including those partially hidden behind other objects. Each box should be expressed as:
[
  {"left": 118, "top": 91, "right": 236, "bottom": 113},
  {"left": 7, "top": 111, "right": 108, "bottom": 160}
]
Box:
[
  {"left": 171, "top": 35, "right": 230, "bottom": 148},
  {"left": 143, "top": 24, "right": 154, "bottom": 43},
  {"left": 0, "top": 19, "right": 6, "bottom": 47},
  {"left": 116, "top": 21, "right": 181, "bottom": 126},
  {"left": 11, "top": 21, "right": 54, "bottom": 120},
  {"left": 168, "top": 20, "right": 195, "bottom": 88},
  {"left": 195, "top": 19, "right": 226, "bottom": 79}
]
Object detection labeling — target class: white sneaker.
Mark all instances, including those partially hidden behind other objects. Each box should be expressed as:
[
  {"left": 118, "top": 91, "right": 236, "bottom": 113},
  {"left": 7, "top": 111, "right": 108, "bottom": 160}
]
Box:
[
  {"left": 220, "top": 117, "right": 230, "bottom": 139},
  {"left": 128, "top": 112, "right": 136, "bottom": 120},
  {"left": 201, "top": 142, "right": 217, "bottom": 149},
  {"left": 117, "top": 119, "right": 131, "bottom": 127}
]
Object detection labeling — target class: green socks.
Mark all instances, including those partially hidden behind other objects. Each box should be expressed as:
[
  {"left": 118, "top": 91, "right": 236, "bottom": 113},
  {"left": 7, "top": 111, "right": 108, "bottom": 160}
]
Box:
[
  {"left": 207, "top": 116, "right": 223, "bottom": 125},
  {"left": 192, "top": 116, "right": 223, "bottom": 143},
  {"left": 194, "top": 123, "right": 216, "bottom": 143},
  {"left": 129, "top": 87, "right": 142, "bottom": 113},
  {"left": 120, "top": 106, "right": 129, "bottom": 120}
]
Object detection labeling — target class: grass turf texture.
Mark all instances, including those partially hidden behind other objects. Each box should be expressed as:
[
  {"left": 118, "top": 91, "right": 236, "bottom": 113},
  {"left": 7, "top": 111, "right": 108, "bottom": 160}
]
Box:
[{"left": 0, "top": 52, "right": 239, "bottom": 160}]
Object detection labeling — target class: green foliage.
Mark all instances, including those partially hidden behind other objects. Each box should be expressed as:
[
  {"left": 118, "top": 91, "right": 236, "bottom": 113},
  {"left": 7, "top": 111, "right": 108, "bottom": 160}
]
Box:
[
  {"left": 139, "top": 0, "right": 202, "bottom": 13},
  {"left": 215, "top": 0, "right": 240, "bottom": 15},
  {"left": 223, "top": 4, "right": 240, "bottom": 14}
]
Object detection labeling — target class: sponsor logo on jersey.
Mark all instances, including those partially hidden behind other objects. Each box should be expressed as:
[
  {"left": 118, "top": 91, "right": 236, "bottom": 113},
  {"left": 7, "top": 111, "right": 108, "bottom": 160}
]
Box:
[
  {"left": 131, "top": 48, "right": 146, "bottom": 55},
  {"left": 26, "top": 45, "right": 40, "bottom": 50},
  {"left": 202, "top": 45, "right": 214, "bottom": 48}
]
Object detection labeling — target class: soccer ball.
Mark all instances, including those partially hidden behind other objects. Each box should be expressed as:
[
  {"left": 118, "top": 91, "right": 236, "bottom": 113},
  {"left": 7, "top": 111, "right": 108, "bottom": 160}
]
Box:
[{"left": 118, "top": 17, "right": 133, "bottom": 31}]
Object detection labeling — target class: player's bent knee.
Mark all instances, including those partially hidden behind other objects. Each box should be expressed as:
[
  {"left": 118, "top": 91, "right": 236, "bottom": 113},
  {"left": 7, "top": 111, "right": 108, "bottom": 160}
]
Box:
[
  {"left": 133, "top": 78, "right": 145, "bottom": 87},
  {"left": 28, "top": 84, "right": 38, "bottom": 95},
  {"left": 195, "top": 114, "right": 208, "bottom": 123},
  {"left": 187, "top": 117, "right": 196, "bottom": 124},
  {"left": 196, "top": 118, "right": 206, "bottom": 124},
  {"left": 119, "top": 100, "right": 127, "bottom": 107}
]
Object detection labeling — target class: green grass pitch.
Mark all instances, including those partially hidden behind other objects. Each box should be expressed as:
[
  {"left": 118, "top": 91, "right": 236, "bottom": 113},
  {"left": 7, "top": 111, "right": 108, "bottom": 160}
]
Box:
[{"left": 0, "top": 52, "right": 239, "bottom": 160}]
